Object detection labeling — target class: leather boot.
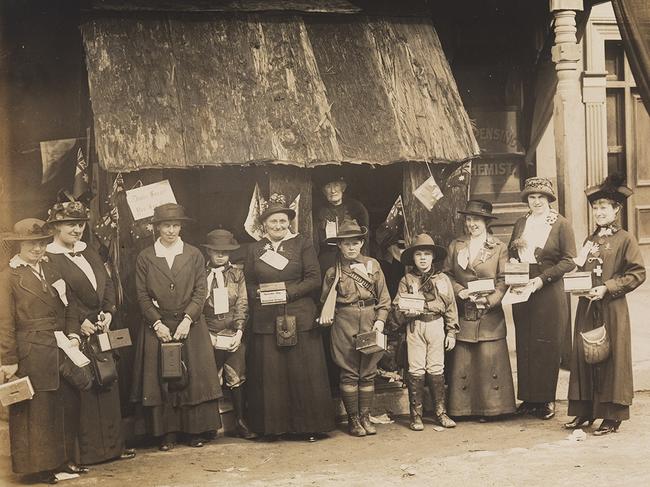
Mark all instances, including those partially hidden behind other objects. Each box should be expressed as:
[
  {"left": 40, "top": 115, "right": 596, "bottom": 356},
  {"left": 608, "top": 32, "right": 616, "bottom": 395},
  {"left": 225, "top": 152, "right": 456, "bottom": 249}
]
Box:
[
  {"left": 426, "top": 374, "right": 456, "bottom": 428},
  {"left": 341, "top": 386, "right": 366, "bottom": 437},
  {"left": 407, "top": 374, "right": 425, "bottom": 431},
  {"left": 230, "top": 385, "right": 257, "bottom": 439},
  {"left": 358, "top": 385, "right": 377, "bottom": 435}
]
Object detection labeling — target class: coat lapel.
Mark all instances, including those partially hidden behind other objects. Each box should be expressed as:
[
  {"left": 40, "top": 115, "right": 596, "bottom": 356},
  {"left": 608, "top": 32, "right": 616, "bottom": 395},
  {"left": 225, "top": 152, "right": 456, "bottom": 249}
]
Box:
[
  {"left": 170, "top": 249, "right": 190, "bottom": 278},
  {"left": 150, "top": 254, "right": 176, "bottom": 282},
  {"left": 15, "top": 267, "right": 55, "bottom": 307}
]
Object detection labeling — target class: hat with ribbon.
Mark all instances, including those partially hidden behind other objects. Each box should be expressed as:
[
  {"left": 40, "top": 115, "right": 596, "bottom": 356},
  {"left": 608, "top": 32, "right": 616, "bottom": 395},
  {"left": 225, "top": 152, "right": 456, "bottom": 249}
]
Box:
[
  {"left": 400, "top": 233, "right": 447, "bottom": 267},
  {"left": 201, "top": 229, "right": 240, "bottom": 251},
  {"left": 326, "top": 219, "right": 368, "bottom": 243},
  {"left": 521, "top": 177, "right": 556, "bottom": 203},
  {"left": 458, "top": 199, "right": 498, "bottom": 220},
  {"left": 150, "top": 203, "right": 194, "bottom": 224},
  {"left": 259, "top": 193, "right": 296, "bottom": 223},
  {"left": 585, "top": 173, "right": 632, "bottom": 204},
  {"left": 46, "top": 201, "right": 90, "bottom": 224},
  {"left": 2, "top": 218, "right": 53, "bottom": 241}
]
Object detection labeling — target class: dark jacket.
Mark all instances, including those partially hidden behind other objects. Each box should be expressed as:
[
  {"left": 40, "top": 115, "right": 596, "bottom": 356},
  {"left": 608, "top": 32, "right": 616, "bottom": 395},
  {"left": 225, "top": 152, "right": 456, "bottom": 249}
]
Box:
[{"left": 203, "top": 264, "right": 248, "bottom": 333}]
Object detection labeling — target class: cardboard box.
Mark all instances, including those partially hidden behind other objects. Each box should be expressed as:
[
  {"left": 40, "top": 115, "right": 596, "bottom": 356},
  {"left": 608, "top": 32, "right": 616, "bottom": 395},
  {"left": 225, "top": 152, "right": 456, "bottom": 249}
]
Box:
[
  {"left": 160, "top": 342, "right": 183, "bottom": 380},
  {"left": 259, "top": 282, "right": 287, "bottom": 306},
  {"left": 0, "top": 376, "right": 34, "bottom": 407},
  {"left": 504, "top": 262, "right": 530, "bottom": 285},
  {"left": 398, "top": 293, "right": 425, "bottom": 313},
  {"left": 563, "top": 272, "right": 593, "bottom": 293},
  {"left": 355, "top": 330, "right": 387, "bottom": 355},
  {"left": 97, "top": 329, "right": 132, "bottom": 352},
  {"left": 211, "top": 329, "right": 239, "bottom": 350},
  {"left": 467, "top": 278, "right": 495, "bottom": 294}
]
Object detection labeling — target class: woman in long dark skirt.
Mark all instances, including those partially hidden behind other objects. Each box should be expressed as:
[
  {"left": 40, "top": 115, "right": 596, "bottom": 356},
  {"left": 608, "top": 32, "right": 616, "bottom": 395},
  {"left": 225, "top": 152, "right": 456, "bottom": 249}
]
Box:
[
  {"left": 244, "top": 194, "right": 335, "bottom": 441},
  {"left": 565, "top": 175, "right": 645, "bottom": 435}
]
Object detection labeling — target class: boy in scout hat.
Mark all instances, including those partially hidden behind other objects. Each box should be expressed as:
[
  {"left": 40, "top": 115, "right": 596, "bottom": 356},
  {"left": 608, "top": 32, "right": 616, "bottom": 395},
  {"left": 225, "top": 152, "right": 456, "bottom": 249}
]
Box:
[
  {"left": 393, "top": 234, "right": 459, "bottom": 431},
  {"left": 319, "top": 219, "right": 391, "bottom": 437},
  {"left": 201, "top": 229, "right": 256, "bottom": 440}
]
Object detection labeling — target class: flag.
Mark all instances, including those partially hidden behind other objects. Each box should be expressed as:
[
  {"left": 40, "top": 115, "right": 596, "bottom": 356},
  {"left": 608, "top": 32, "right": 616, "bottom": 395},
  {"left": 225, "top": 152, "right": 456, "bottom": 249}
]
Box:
[
  {"left": 413, "top": 175, "right": 444, "bottom": 211},
  {"left": 376, "top": 195, "right": 409, "bottom": 250},
  {"left": 446, "top": 161, "right": 472, "bottom": 192},
  {"left": 40, "top": 138, "right": 78, "bottom": 184},
  {"left": 72, "top": 147, "right": 91, "bottom": 199},
  {"left": 289, "top": 193, "right": 300, "bottom": 234},
  {"left": 244, "top": 183, "right": 267, "bottom": 241}
]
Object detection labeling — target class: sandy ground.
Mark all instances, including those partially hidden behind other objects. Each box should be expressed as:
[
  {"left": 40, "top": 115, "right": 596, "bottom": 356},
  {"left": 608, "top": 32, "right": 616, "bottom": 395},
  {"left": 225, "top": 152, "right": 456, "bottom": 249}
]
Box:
[{"left": 2, "top": 394, "right": 650, "bottom": 487}]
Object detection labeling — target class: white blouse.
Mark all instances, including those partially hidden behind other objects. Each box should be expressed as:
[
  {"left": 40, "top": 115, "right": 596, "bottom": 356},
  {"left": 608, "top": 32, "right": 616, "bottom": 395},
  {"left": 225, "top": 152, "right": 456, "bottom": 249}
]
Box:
[{"left": 47, "top": 240, "right": 97, "bottom": 291}]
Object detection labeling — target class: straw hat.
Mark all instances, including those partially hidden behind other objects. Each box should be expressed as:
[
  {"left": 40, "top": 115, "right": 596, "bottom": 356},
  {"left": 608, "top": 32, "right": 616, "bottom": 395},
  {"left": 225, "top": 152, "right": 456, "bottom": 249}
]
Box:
[
  {"left": 520, "top": 177, "right": 556, "bottom": 203},
  {"left": 399, "top": 233, "right": 447, "bottom": 267},
  {"left": 1, "top": 218, "right": 53, "bottom": 241}
]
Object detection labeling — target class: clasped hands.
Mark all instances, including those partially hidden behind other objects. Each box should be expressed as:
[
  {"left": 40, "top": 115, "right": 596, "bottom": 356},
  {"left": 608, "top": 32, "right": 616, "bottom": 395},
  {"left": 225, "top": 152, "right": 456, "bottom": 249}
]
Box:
[
  {"left": 80, "top": 312, "right": 113, "bottom": 336},
  {"left": 154, "top": 316, "right": 192, "bottom": 342}
]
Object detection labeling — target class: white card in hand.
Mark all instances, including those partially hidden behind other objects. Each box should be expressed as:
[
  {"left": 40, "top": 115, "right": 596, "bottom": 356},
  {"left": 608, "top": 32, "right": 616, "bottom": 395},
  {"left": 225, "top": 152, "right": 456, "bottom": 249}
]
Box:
[
  {"left": 51, "top": 278, "right": 68, "bottom": 306},
  {"left": 54, "top": 331, "right": 90, "bottom": 367},
  {"left": 260, "top": 250, "right": 289, "bottom": 270},
  {"left": 212, "top": 287, "right": 230, "bottom": 314},
  {"left": 325, "top": 220, "right": 338, "bottom": 239}
]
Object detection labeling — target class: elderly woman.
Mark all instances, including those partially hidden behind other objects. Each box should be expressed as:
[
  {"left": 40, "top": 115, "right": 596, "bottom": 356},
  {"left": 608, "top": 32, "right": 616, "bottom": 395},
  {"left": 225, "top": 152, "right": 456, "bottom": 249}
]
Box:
[
  {"left": 46, "top": 200, "right": 135, "bottom": 464},
  {"left": 245, "top": 194, "right": 334, "bottom": 440},
  {"left": 508, "top": 178, "right": 576, "bottom": 420},
  {"left": 444, "top": 200, "right": 516, "bottom": 420},
  {"left": 566, "top": 175, "right": 645, "bottom": 435},
  {"left": 0, "top": 219, "right": 86, "bottom": 483},
  {"left": 131, "top": 203, "right": 221, "bottom": 450}
]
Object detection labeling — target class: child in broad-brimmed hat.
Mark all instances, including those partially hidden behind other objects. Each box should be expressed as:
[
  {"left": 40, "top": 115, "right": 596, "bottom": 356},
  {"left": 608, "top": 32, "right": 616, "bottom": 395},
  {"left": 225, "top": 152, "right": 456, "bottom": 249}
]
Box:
[
  {"left": 319, "top": 219, "right": 391, "bottom": 437},
  {"left": 393, "top": 233, "right": 459, "bottom": 431}
]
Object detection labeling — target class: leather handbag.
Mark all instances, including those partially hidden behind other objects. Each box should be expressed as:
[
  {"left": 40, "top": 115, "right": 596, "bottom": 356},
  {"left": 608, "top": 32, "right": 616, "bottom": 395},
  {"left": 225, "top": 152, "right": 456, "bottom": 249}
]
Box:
[
  {"left": 276, "top": 308, "right": 297, "bottom": 347},
  {"left": 580, "top": 301, "right": 610, "bottom": 365},
  {"left": 59, "top": 352, "right": 94, "bottom": 391},
  {"left": 83, "top": 335, "right": 118, "bottom": 389}
]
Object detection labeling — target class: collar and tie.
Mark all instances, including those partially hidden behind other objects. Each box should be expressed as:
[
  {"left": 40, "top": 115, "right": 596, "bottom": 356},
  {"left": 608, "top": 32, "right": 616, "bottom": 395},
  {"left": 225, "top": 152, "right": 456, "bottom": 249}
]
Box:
[{"left": 597, "top": 223, "right": 620, "bottom": 237}]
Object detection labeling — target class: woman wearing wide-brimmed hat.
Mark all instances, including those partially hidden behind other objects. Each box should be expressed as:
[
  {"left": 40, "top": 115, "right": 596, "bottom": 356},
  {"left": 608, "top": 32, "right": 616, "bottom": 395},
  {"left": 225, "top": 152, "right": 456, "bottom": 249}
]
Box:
[
  {"left": 244, "top": 194, "right": 334, "bottom": 441},
  {"left": 0, "top": 219, "right": 87, "bottom": 483},
  {"left": 320, "top": 219, "right": 391, "bottom": 437},
  {"left": 508, "top": 178, "right": 577, "bottom": 420},
  {"left": 565, "top": 175, "right": 645, "bottom": 435},
  {"left": 130, "top": 203, "right": 222, "bottom": 450},
  {"left": 200, "top": 229, "right": 256, "bottom": 439},
  {"left": 46, "top": 200, "right": 135, "bottom": 465},
  {"left": 443, "top": 200, "right": 516, "bottom": 421}
]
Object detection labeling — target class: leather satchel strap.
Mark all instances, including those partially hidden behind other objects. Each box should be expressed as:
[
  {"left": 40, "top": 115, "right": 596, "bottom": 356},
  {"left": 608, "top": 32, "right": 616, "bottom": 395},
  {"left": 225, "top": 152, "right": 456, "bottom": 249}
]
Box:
[{"left": 341, "top": 267, "right": 377, "bottom": 300}]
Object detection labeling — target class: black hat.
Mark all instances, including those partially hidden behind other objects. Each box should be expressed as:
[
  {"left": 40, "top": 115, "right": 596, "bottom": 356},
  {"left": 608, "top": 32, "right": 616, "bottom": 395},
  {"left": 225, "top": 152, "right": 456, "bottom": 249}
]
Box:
[
  {"left": 458, "top": 199, "right": 497, "bottom": 220},
  {"left": 400, "top": 233, "right": 447, "bottom": 267},
  {"left": 326, "top": 219, "right": 368, "bottom": 242},
  {"left": 46, "top": 201, "right": 90, "bottom": 224},
  {"left": 150, "top": 203, "right": 194, "bottom": 224},
  {"left": 201, "top": 229, "right": 240, "bottom": 251},
  {"left": 585, "top": 173, "right": 632, "bottom": 204},
  {"left": 259, "top": 193, "right": 296, "bottom": 223}
]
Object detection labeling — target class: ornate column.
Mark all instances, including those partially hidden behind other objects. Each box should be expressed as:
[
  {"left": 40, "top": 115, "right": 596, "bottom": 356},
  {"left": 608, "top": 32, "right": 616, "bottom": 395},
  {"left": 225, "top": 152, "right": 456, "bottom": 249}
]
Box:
[{"left": 550, "top": 0, "right": 588, "bottom": 241}]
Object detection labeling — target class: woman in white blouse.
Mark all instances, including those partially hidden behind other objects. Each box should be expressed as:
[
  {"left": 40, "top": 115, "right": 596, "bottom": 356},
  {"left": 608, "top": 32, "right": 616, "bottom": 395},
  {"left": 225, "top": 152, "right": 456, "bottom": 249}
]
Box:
[
  {"left": 46, "top": 200, "right": 135, "bottom": 464},
  {"left": 508, "top": 178, "right": 576, "bottom": 420}
]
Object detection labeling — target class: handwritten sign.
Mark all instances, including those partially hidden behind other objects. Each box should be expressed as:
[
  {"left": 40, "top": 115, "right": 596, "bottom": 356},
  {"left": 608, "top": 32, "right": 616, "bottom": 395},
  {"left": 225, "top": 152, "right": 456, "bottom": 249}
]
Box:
[{"left": 126, "top": 180, "right": 177, "bottom": 221}]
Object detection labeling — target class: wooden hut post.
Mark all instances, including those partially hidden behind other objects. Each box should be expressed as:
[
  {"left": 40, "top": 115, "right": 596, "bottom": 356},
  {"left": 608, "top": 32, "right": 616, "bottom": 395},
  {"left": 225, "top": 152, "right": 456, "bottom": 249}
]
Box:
[{"left": 269, "top": 166, "right": 313, "bottom": 240}]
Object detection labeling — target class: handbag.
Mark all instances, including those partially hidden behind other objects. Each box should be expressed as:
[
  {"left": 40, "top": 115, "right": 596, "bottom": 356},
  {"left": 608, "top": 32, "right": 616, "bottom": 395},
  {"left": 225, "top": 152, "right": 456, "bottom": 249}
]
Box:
[
  {"left": 580, "top": 301, "right": 611, "bottom": 365},
  {"left": 82, "top": 335, "right": 118, "bottom": 389},
  {"left": 160, "top": 342, "right": 189, "bottom": 391},
  {"left": 276, "top": 306, "right": 297, "bottom": 347},
  {"left": 59, "top": 352, "right": 94, "bottom": 391}
]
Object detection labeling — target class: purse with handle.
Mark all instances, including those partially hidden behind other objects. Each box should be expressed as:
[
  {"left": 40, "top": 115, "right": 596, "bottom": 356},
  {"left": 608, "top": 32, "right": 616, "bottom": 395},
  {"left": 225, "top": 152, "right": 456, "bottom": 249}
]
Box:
[
  {"left": 580, "top": 301, "right": 610, "bottom": 365},
  {"left": 276, "top": 305, "right": 297, "bottom": 347}
]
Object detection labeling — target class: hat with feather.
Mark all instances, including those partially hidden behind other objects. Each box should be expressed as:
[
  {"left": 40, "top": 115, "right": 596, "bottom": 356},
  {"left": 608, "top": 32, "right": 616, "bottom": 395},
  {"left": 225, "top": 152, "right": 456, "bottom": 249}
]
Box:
[{"left": 585, "top": 173, "right": 633, "bottom": 204}]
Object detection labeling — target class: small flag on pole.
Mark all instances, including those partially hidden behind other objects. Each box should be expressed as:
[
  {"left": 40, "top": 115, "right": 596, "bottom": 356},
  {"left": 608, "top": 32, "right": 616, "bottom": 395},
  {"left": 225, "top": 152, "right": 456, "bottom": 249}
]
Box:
[
  {"left": 244, "top": 183, "right": 267, "bottom": 241},
  {"left": 413, "top": 175, "right": 444, "bottom": 211},
  {"left": 40, "top": 138, "right": 78, "bottom": 184},
  {"left": 72, "top": 147, "right": 91, "bottom": 199},
  {"left": 376, "top": 195, "right": 409, "bottom": 250}
]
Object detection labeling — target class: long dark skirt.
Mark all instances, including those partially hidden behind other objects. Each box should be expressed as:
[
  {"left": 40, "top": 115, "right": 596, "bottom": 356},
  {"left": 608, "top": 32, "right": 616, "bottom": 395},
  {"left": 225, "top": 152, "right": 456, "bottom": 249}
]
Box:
[
  {"left": 568, "top": 399, "right": 629, "bottom": 421},
  {"left": 9, "top": 380, "right": 78, "bottom": 474},
  {"left": 145, "top": 400, "right": 221, "bottom": 437},
  {"left": 248, "top": 329, "right": 335, "bottom": 435},
  {"left": 78, "top": 383, "right": 124, "bottom": 464},
  {"left": 447, "top": 339, "right": 516, "bottom": 417}
]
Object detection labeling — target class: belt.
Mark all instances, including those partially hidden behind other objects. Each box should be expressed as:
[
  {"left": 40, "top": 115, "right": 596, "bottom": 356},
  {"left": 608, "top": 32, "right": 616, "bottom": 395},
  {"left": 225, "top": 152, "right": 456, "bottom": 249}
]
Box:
[
  {"left": 159, "top": 310, "right": 186, "bottom": 320},
  {"left": 339, "top": 298, "right": 376, "bottom": 309},
  {"left": 419, "top": 312, "right": 442, "bottom": 322}
]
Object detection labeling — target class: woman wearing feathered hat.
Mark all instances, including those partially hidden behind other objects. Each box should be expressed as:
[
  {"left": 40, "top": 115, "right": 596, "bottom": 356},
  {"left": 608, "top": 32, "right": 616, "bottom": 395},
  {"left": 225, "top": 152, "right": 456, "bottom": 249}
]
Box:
[
  {"left": 0, "top": 219, "right": 87, "bottom": 483},
  {"left": 508, "top": 177, "right": 577, "bottom": 420},
  {"left": 244, "top": 194, "right": 334, "bottom": 441},
  {"left": 443, "top": 200, "right": 516, "bottom": 421},
  {"left": 565, "top": 175, "right": 645, "bottom": 435},
  {"left": 130, "top": 203, "right": 222, "bottom": 450},
  {"left": 46, "top": 199, "right": 135, "bottom": 464}
]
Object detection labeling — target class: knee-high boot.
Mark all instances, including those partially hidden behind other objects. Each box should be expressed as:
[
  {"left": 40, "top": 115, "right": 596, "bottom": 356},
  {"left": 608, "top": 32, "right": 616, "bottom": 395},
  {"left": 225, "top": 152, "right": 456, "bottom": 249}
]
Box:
[
  {"left": 340, "top": 385, "right": 365, "bottom": 437},
  {"left": 231, "top": 385, "right": 257, "bottom": 439},
  {"left": 407, "top": 374, "right": 425, "bottom": 431},
  {"left": 426, "top": 373, "right": 456, "bottom": 428},
  {"left": 358, "top": 384, "right": 376, "bottom": 435}
]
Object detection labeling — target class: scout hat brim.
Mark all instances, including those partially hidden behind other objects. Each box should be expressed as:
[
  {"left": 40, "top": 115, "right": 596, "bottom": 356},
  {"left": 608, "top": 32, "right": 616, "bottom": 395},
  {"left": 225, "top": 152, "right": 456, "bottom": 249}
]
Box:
[
  {"left": 457, "top": 209, "right": 498, "bottom": 220},
  {"left": 400, "top": 244, "right": 447, "bottom": 267},
  {"left": 326, "top": 226, "right": 368, "bottom": 243}
]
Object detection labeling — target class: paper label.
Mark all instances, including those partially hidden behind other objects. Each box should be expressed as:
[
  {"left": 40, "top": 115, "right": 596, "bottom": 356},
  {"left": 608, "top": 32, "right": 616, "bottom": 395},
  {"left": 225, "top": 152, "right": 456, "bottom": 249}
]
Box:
[
  {"left": 97, "top": 333, "right": 112, "bottom": 352},
  {"left": 125, "top": 180, "right": 177, "bottom": 221},
  {"left": 51, "top": 279, "right": 68, "bottom": 306},
  {"left": 54, "top": 331, "right": 90, "bottom": 367},
  {"left": 212, "top": 287, "right": 230, "bottom": 314},
  {"left": 260, "top": 289, "right": 287, "bottom": 306},
  {"left": 260, "top": 250, "right": 289, "bottom": 271},
  {"left": 325, "top": 220, "right": 338, "bottom": 239},
  {"left": 501, "top": 285, "right": 534, "bottom": 305}
]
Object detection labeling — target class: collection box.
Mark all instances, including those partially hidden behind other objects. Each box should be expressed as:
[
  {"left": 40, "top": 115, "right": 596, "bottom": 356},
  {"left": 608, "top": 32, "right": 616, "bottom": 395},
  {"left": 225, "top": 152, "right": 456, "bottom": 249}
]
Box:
[
  {"left": 563, "top": 272, "right": 593, "bottom": 294},
  {"left": 0, "top": 376, "right": 34, "bottom": 407},
  {"left": 97, "top": 329, "right": 132, "bottom": 352},
  {"left": 211, "top": 329, "right": 239, "bottom": 350},
  {"left": 504, "top": 262, "right": 530, "bottom": 285},
  {"left": 160, "top": 342, "right": 183, "bottom": 380},
  {"left": 355, "top": 330, "right": 387, "bottom": 355},
  {"left": 259, "top": 282, "right": 287, "bottom": 306},
  {"left": 398, "top": 293, "right": 425, "bottom": 313},
  {"left": 467, "top": 278, "right": 495, "bottom": 294}
]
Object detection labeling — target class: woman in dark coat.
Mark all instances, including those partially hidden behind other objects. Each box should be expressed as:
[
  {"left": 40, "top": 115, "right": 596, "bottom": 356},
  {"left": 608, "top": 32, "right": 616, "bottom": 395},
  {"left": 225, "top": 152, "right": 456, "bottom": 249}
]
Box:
[
  {"left": 444, "top": 200, "right": 516, "bottom": 419},
  {"left": 46, "top": 201, "right": 135, "bottom": 464},
  {"left": 566, "top": 175, "right": 645, "bottom": 435},
  {"left": 0, "top": 218, "right": 86, "bottom": 483},
  {"left": 508, "top": 177, "right": 576, "bottom": 420},
  {"left": 245, "top": 194, "right": 335, "bottom": 440},
  {"left": 130, "top": 203, "right": 221, "bottom": 450}
]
